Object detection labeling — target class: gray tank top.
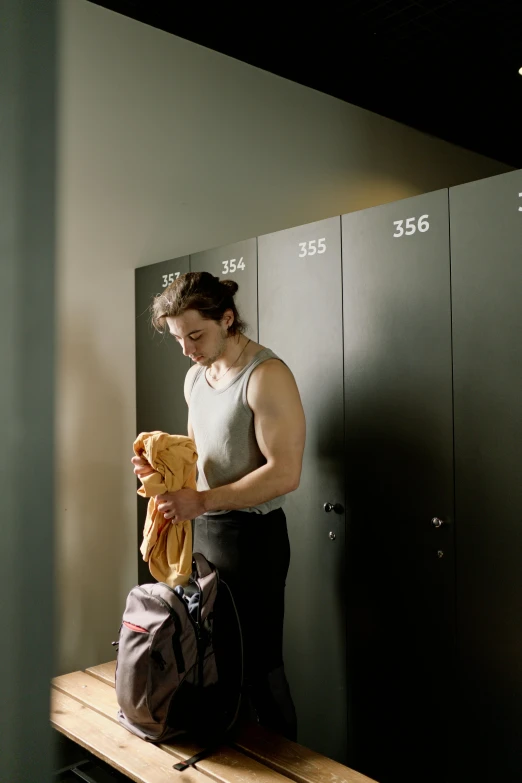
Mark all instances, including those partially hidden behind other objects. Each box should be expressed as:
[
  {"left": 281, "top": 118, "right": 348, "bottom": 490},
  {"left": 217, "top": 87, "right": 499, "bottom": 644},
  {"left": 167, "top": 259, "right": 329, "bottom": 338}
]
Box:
[{"left": 189, "top": 347, "right": 286, "bottom": 515}]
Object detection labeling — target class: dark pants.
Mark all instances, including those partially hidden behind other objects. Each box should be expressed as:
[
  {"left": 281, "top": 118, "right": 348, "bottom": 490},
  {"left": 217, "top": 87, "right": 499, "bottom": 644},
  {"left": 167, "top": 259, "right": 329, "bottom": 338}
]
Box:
[{"left": 193, "top": 507, "right": 297, "bottom": 740}]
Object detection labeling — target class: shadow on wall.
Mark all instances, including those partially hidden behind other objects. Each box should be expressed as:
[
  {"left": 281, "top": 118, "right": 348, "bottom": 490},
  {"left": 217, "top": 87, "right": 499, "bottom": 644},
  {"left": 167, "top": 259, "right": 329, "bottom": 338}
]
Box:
[{"left": 55, "top": 317, "right": 135, "bottom": 674}]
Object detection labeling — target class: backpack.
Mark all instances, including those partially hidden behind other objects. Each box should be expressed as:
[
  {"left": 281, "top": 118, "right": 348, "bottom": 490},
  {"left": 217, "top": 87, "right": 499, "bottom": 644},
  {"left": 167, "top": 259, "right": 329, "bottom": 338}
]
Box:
[{"left": 114, "top": 553, "right": 243, "bottom": 770}]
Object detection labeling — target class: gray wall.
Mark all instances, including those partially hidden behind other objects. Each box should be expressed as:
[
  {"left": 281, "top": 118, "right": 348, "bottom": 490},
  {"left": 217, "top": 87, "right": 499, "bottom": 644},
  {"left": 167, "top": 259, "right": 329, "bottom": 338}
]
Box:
[
  {"left": 0, "top": 0, "right": 57, "bottom": 780},
  {"left": 55, "top": 0, "right": 511, "bottom": 674}
]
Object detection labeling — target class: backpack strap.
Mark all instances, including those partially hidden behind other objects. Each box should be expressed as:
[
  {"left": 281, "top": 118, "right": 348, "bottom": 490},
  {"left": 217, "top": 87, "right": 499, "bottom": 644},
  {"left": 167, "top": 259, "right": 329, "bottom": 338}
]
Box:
[
  {"left": 173, "top": 745, "right": 217, "bottom": 771},
  {"left": 192, "top": 552, "right": 213, "bottom": 578},
  {"left": 192, "top": 553, "right": 218, "bottom": 622}
]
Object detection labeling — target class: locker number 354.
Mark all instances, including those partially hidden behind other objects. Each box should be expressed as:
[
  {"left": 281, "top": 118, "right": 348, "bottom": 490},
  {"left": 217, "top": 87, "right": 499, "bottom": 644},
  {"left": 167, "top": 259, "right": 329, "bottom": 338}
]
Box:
[
  {"left": 222, "top": 257, "right": 246, "bottom": 274},
  {"left": 393, "top": 215, "right": 429, "bottom": 238}
]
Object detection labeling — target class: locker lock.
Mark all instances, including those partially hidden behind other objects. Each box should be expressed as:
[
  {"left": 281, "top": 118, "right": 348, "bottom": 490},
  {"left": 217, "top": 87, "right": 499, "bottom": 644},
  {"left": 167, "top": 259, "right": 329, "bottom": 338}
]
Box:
[{"left": 431, "top": 517, "right": 445, "bottom": 528}]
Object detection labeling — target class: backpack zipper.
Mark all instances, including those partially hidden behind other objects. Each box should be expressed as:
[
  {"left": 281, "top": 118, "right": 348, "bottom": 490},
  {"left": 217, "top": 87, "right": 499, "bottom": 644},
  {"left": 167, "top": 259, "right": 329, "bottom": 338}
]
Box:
[
  {"left": 159, "top": 582, "right": 200, "bottom": 635},
  {"left": 195, "top": 569, "right": 218, "bottom": 686},
  {"left": 137, "top": 587, "right": 186, "bottom": 674}
]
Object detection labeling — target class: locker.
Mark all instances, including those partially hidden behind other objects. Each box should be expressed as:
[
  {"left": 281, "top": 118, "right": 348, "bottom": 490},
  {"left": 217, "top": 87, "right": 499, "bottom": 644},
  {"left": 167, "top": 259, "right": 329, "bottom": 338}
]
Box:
[
  {"left": 190, "top": 238, "right": 259, "bottom": 341},
  {"left": 133, "top": 172, "right": 521, "bottom": 783},
  {"left": 450, "top": 169, "right": 522, "bottom": 780},
  {"left": 342, "top": 190, "right": 455, "bottom": 783},
  {"left": 135, "top": 256, "right": 190, "bottom": 584},
  {"left": 258, "top": 218, "right": 348, "bottom": 763}
]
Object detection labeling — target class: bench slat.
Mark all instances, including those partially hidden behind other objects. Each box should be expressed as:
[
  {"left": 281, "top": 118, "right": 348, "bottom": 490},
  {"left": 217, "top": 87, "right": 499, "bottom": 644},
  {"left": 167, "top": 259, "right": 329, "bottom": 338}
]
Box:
[
  {"left": 79, "top": 661, "right": 378, "bottom": 783},
  {"left": 53, "top": 671, "right": 293, "bottom": 783},
  {"left": 234, "top": 723, "right": 377, "bottom": 783},
  {"left": 85, "top": 660, "right": 117, "bottom": 686},
  {"left": 54, "top": 670, "right": 117, "bottom": 720},
  {"left": 51, "top": 689, "right": 202, "bottom": 783}
]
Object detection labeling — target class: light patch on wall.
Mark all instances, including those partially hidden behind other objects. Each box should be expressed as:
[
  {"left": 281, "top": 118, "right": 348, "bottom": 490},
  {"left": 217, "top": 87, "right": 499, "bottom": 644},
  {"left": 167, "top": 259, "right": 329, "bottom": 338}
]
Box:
[{"left": 345, "top": 179, "right": 422, "bottom": 212}]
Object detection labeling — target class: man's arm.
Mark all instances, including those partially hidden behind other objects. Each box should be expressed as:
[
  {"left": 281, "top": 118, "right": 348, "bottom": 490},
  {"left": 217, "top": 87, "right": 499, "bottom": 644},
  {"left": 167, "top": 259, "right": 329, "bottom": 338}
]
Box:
[
  {"left": 201, "top": 359, "right": 306, "bottom": 512},
  {"left": 184, "top": 365, "right": 198, "bottom": 442}
]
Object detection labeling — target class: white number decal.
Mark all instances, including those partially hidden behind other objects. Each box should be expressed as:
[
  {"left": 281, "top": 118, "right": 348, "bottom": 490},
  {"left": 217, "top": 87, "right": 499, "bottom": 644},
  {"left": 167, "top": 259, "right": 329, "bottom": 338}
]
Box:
[
  {"left": 299, "top": 238, "right": 327, "bottom": 257},
  {"left": 393, "top": 215, "right": 429, "bottom": 237},
  {"left": 519, "top": 192, "right": 522, "bottom": 212},
  {"left": 405, "top": 217, "right": 416, "bottom": 235},
  {"left": 162, "top": 272, "right": 180, "bottom": 287},
  {"left": 418, "top": 215, "right": 430, "bottom": 232},
  {"left": 393, "top": 220, "right": 404, "bottom": 238},
  {"left": 222, "top": 257, "right": 245, "bottom": 274}
]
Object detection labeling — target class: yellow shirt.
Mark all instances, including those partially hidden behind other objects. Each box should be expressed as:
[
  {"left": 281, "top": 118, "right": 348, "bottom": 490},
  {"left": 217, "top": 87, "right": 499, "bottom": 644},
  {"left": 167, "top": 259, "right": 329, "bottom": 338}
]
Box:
[{"left": 134, "top": 431, "right": 197, "bottom": 587}]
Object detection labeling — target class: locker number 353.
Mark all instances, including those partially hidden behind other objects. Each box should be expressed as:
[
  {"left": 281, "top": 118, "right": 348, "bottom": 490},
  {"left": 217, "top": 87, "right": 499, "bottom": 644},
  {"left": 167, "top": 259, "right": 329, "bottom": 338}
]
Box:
[
  {"left": 299, "top": 238, "right": 326, "bottom": 257},
  {"left": 393, "top": 215, "right": 429, "bottom": 238},
  {"left": 162, "top": 272, "right": 180, "bottom": 287}
]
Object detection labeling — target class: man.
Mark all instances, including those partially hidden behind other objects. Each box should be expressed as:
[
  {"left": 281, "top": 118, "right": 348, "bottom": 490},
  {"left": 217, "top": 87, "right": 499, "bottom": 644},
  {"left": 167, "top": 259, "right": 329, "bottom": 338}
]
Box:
[{"left": 132, "top": 271, "right": 306, "bottom": 739}]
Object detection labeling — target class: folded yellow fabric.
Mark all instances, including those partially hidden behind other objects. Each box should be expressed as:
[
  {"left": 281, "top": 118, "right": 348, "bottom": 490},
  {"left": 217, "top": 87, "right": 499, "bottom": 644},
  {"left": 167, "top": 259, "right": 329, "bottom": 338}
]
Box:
[{"left": 134, "top": 431, "right": 198, "bottom": 587}]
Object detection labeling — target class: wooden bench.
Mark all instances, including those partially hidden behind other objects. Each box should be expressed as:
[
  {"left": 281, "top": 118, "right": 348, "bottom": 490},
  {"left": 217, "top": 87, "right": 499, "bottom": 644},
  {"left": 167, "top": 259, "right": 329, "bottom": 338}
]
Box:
[{"left": 51, "top": 661, "right": 377, "bottom": 783}]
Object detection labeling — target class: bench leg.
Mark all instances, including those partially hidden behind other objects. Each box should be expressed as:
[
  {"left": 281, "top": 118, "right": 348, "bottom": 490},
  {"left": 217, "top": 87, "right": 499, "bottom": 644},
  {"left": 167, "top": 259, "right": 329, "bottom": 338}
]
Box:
[{"left": 55, "top": 758, "right": 126, "bottom": 782}]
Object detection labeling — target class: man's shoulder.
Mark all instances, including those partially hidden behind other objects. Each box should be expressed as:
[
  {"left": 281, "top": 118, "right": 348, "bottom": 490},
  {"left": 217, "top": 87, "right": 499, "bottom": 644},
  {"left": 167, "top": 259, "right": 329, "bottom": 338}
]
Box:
[
  {"left": 254, "top": 356, "right": 285, "bottom": 371},
  {"left": 249, "top": 355, "right": 295, "bottom": 391},
  {"left": 253, "top": 353, "right": 289, "bottom": 374},
  {"left": 247, "top": 355, "right": 302, "bottom": 415},
  {"left": 184, "top": 363, "right": 202, "bottom": 404},
  {"left": 186, "top": 363, "right": 200, "bottom": 380}
]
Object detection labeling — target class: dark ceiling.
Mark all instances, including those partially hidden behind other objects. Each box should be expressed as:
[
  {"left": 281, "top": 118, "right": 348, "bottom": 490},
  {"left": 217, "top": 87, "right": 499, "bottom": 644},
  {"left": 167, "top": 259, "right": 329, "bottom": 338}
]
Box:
[{"left": 91, "top": 0, "right": 522, "bottom": 168}]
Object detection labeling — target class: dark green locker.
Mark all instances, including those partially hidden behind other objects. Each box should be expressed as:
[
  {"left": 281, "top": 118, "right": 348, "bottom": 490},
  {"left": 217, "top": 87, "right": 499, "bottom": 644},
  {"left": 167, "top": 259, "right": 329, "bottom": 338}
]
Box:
[
  {"left": 342, "top": 190, "right": 455, "bottom": 783},
  {"left": 190, "top": 238, "right": 258, "bottom": 341},
  {"left": 135, "top": 256, "right": 190, "bottom": 584},
  {"left": 450, "top": 169, "right": 522, "bottom": 781},
  {"left": 258, "top": 218, "right": 348, "bottom": 763}
]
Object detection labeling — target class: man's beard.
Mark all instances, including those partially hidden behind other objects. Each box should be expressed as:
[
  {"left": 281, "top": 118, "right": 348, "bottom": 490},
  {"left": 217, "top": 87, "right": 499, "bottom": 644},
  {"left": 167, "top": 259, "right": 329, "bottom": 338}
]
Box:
[{"left": 205, "top": 327, "right": 229, "bottom": 366}]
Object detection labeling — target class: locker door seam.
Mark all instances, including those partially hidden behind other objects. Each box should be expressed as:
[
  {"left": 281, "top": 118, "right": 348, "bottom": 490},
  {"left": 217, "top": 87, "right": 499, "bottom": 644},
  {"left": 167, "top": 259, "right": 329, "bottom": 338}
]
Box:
[{"left": 447, "top": 188, "right": 459, "bottom": 658}]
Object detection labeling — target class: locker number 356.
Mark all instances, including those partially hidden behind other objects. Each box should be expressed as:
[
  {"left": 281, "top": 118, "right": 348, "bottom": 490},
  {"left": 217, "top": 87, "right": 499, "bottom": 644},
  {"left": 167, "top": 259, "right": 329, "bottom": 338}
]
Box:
[
  {"left": 393, "top": 215, "right": 429, "bottom": 238},
  {"left": 299, "top": 238, "right": 326, "bottom": 257}
]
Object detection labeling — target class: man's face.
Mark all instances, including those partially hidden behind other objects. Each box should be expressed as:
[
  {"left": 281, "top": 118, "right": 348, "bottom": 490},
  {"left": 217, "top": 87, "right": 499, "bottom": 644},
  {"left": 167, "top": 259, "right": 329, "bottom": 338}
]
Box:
[{"left": 166, "top": 309, "right": 231, "bottom": 366}]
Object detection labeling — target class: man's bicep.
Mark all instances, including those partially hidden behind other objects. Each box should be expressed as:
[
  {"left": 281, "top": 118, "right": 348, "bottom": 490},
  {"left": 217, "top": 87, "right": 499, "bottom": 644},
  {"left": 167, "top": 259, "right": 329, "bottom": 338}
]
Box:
[{"left": 252, "top": 364, "right": 306, "bottom": 484}]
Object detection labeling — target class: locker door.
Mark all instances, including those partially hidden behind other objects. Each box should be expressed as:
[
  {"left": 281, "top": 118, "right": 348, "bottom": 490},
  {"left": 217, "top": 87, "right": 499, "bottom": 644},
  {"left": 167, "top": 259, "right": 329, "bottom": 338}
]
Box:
[
  {"left": 190, "top": 239, "right": 258, "bottom": 341},
  {"left": 258, "top": 219, "right": 347, "bottom": 763},
  {"left": 135, "top": 256, "right": 190, "bottom": 584},
  {"left": 342, "top": 191, "right": 455, "bottom": 783},
  {"left": 450, "top": 170, "right": 522, "bottom": 781}
]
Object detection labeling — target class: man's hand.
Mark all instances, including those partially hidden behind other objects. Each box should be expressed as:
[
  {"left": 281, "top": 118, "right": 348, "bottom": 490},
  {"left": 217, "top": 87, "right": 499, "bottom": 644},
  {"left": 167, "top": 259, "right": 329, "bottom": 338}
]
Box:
[
  {"left": 156, "top": 488, "right": 206, "bottom": 523},
  {"left": 132, "top": 456, "right": 156, "bottom": 478}
]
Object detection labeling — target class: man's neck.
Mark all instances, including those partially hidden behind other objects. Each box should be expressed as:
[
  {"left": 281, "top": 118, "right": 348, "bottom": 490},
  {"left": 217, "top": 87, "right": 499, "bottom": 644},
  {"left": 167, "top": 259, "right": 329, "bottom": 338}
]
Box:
[{"left": 208, "top": 334, "right": 250, "bottom": 378}]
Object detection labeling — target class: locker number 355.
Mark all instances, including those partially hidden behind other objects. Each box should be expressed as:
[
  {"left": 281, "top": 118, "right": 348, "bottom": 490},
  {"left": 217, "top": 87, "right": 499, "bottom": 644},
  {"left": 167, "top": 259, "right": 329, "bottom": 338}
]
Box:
[
  {"left": 393, "top": 215, "right": 429, "bottom": 238},
  {"left": 299, "top": 238, "right": 326, "bottom": 257}
]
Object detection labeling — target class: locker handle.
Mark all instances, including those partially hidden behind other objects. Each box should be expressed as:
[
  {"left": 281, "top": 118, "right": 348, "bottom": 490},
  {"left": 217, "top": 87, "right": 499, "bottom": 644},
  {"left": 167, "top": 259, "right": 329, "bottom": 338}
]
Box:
[{"left": 324, "top": 502, "right": 344, "bottom": 514}]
